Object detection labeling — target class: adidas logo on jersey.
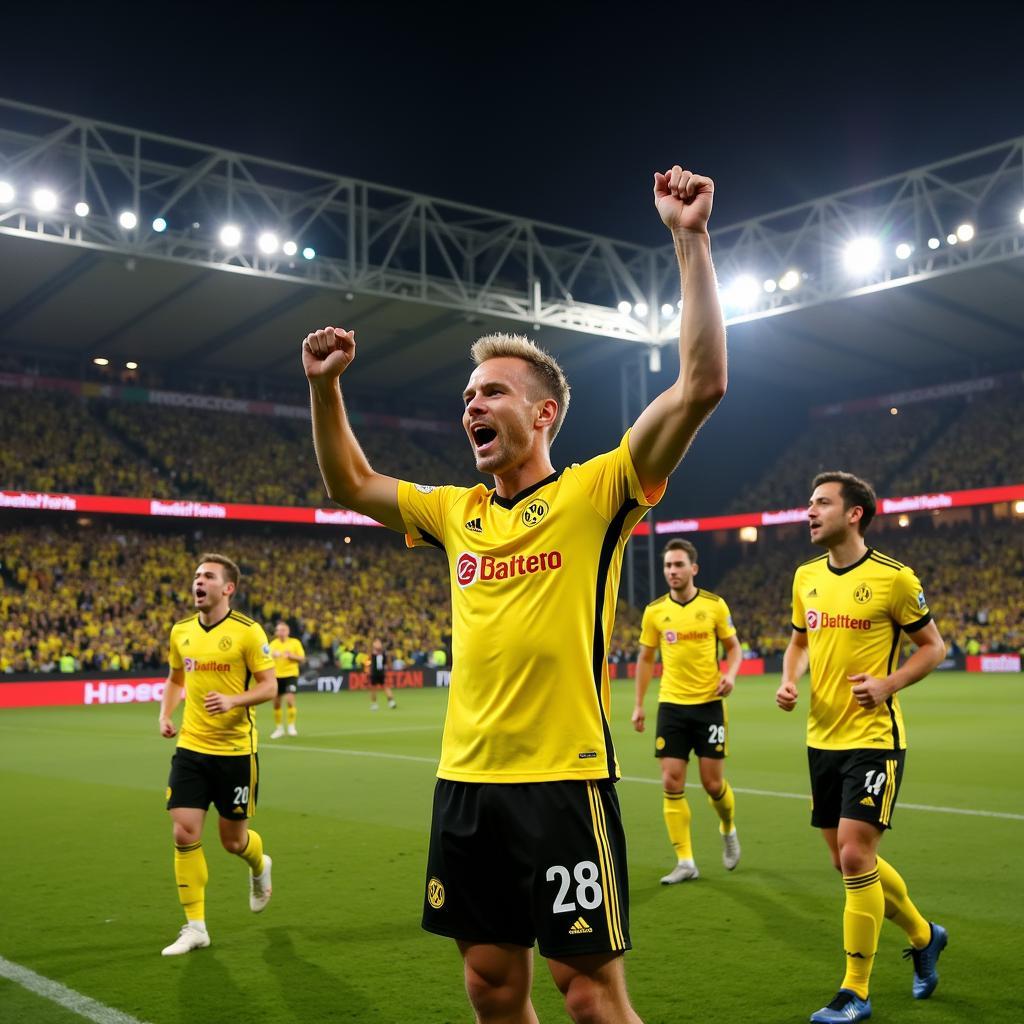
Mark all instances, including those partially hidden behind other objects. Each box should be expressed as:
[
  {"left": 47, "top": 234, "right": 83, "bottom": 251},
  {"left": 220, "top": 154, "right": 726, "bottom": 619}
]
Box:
[
  {"left": 860, "top": 796, "right": 875, "bottom": 807},
  {"left": 808, "top": 588, "right": 817, "bottom": 597},
  {"left": 464, "top": 517, "right": 483, "bottom": 534},
  {"left": 568, "top": 916, "right": 593, "bottom": 935}
]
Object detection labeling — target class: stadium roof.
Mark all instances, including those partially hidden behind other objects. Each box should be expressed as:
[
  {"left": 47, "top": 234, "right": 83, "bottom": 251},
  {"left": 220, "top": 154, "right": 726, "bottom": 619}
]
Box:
[{"left": 1, "top": 98, "right": 1022, "bottom": 398}]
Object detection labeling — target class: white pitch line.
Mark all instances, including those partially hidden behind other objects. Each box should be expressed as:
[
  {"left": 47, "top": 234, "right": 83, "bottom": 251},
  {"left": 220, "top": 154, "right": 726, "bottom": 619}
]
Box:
[
  {"left": 268, "top": 744, "right": 1024, "bottom": 821},
  {"left": 0, "top": 955, "right": 150, "bottom": 1024}
]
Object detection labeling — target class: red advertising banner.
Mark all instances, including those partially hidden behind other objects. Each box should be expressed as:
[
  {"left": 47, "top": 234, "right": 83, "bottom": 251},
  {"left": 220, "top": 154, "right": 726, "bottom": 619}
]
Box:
[
  {"left": 0, "top": 676, "right": 167, "bottom": 708},
  {"left": 607, "top": 658, "right": 765, "bottom": 680},
  {"left": 966, "top": 654, "right": 1021, "bottom": 674}
]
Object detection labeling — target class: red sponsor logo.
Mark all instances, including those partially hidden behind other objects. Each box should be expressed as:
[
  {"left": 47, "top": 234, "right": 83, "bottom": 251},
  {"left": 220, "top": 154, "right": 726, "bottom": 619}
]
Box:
[
  {"left": 806, "top": 608, "right": 871, "bottom": 631},
  {"left": 183, "top": 657, "right": 232, "bottom": 672},
  {"left": 455, "top": 550, "right": 563, "bottom": 589}
]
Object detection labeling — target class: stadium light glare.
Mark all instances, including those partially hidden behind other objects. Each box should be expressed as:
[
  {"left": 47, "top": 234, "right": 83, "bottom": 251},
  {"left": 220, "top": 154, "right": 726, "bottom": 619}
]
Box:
[
  {"left": 1014, "top": 500, "right": 1024, "bottom": 516},
  {"left": 0, "top": 181, "right": 14, "bottom": 204},
  {"left": 118, "top": 211, "right": 138, "bottom": 230},
  {"left": 1019, "top": 207, "right": 1024, "bottom": 226},
  {"left": 890, "top": 407, "right": 899, "bottom": 416},
  {"left": 634, "top": 301, "right": 649, "bottom": 318},
  {"left": 617, "top": 300, "right": 632, "bottom": 315},
  {"left": 676, "top": 299, "right": 683, "bottom": 310},
  {"left": 739, "top": 526, "right": 758, "bottom": 543},
  {"left": 152, "top": 217, "right": 168, "bottom": 233},
  {"left": 648, "top": 346, "right": 661, "bottom": 373},
  {"left": 946, "top": 233, "right": 958, "bottom": 245},
  {"left": 660, "top": 302, "right": 674, "bottom": 318},
  {"left": 125, "top": 361, "right": 139, "bottom": 370},
  {"left": 762, "top": 278, "right": 777, "bottom": 294},
  {"left": 956, "top": 223, "right": 975, "bottom": 242},
  {"left": 258, "top": 231, "right": 280, "bottom": 254},
  {"left": 219, "top": 224, "right": 242, "bottom": 247},
  {"left": 282, "top": 240, "right": 298, "bottom": 257},
  {"left": 895, "top": 242, "right": 913, "bottom": 260},
  {"left": 727, "top": 274, "right": 761, "bottom": 308},
  {"left": 74, "top": 201, "right": 90, "bottom": 217},
  {"left": 92, "top": 357, "right": 109, "bottom": 366},
  {"left": 927, "top": 237, "right": 941, "bottom": 250},
  {"left": 778, "top": 270, "right": 801, "bottom": 291},
  {"left": 32, "top": 188, "right": 58, "bottom": 212},
  {"left": 897, "top": 514, "right": 910, "bottom": 528},
  {"left": 302, "top": 246, "right": 315, "bottom": 260},
  {"left": 344, "top": 535, "right": 352, "bottom": 544},
  {"left": 842, "top": 237, "right": 881, "bottom": 275}
]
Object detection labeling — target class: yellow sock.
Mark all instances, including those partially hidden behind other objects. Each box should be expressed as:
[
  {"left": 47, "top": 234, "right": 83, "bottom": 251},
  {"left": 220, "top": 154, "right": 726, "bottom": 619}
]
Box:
[
  {"left": 238, "top": 829, "right": 265, "bottom": 874},
  {"left": 174, "top": 840, "right": 208, "bottom": 923},
  {"left": 876, "top": 855, "right": 931, "bottom": 948},
  {"left": 841, "top": 868, "right": 884, "bottom": 999},
  {"left": 287, "top": 704, "right": 297, "bottom": 726},
  {"left": 663, "top": 790, "right": 693, "bottom": 860},
  {"left": 708, "top": 779, "right": 736, "bottom": 834},
  {"left": 273, "top": 707, "right": 282, "bottom": 726}
]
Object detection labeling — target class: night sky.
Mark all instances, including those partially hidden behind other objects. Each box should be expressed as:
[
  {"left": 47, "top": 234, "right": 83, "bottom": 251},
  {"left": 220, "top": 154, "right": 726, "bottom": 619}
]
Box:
[{"left": 2, "top": 3, "right": 1023, "bottom": 244}]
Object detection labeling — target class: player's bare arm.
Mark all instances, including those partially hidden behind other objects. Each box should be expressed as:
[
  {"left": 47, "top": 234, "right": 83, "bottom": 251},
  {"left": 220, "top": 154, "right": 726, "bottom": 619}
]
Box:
[
  {"left": 204, "top": 668, "right": 278, "bottom": 716},
  {"left": 158, "top": 667, "right": 185, "bottom": 737},
  {"left": 777, "top": 630, "right": 809, "bottom": 711},
  {"left": 849, "top": 620, "right": 946, "bottom": 708},
  {"left": 632, "top": 644, "right": 658, "bottom": 732},
  {"left": 629, "top": 166, "right": 727, "bottom": 494},
  {"left": 718, "top": 633, "right": 743, "bottom": 696},
  {"left": 303, "top": 326, "right": 405, "bottom": 532}
]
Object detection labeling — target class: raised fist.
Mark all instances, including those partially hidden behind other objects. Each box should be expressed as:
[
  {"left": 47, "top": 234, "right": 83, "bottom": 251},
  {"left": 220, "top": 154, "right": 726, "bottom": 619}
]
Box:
[
  {"left": 654, "top": 166, "right": 714, "bottom": 233},
  {"left": 302, "top": 326, "right": 357, "bottom": 383}
]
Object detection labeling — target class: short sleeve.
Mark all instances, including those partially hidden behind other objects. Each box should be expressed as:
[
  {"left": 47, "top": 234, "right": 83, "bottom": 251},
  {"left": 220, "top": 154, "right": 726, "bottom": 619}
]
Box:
[
  {"left": 638, "top": 605, "right": 660, "bottom": 648},
  {"left": 397, "top": 481, "right": 468, "bottom": 550},
  {"left": 168, "top": 627, "right": 183, "bottom": 670},
  {"left": 791, "top": 572, "right": 806, "bottom": 632},
  {"left": 568, "top": 431, "right": 667, "bottom": 522},
  {"left": 716, "top": 599, "right": 737, "bottom": 640},
  {"left": 246, "top": 624, "right": 275, "bottom": 673},
  {"left": 294, "top": 640, "right": 306, "bottom": 659},
  {"left": 891, "top": 566, "right": 932, "bottom": 633}
]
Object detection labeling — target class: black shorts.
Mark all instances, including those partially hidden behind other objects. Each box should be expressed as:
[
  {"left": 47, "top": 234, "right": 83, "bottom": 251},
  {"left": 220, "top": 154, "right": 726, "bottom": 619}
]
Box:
[
  {"left": 422, "top": 779, "right": 630, "bottom": 959},
  {"left": 276, "top": 676, "right": 298, "bottom": 696},
  {"left": 655, "top": 701, "right": 727, "bottom": 761},
  {"left": 808, "top": 747, "right": 906, "bottom": 831},
  {"left": 166, "top": 747, "right": 259, "bottom": 820},
  {"left": 370, "top": 672, "right": 386, "bottom": 687}
]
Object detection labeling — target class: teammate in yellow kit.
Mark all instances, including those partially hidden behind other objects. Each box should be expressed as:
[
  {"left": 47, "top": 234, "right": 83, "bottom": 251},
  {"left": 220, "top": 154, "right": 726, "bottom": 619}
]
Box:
[
  {"left": 777, "top": 473, "right": 948, "bottom": 1023},
  {"left": 632, "top": 539, "right": 743, "bottom": 883},
  {"left": 157, "top": 554, "right": 277, "bottom": 956},
  {"left": 269, "top": 620, "right": 306, "bottom": 737},
  {"left": 303, "top": 163, "right": 727, "bottom": 1024}
]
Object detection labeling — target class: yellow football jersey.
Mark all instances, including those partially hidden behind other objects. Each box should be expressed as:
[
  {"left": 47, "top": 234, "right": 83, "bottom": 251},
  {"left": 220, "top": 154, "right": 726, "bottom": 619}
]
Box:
[
  {"left": 398, "top": 431, "right": 665, "bottom": 783},
  {"left": 168, "top": 611, "right": 275, "bottom": 755},
  {"left": 269, "top": 637, "right": 305, "bottom": 679},
  {"left": 791, "top": 548, "right": 932, "bottom": 750},
  {"left": 639, "top": 589, "right": 736, "bottom": 704}
]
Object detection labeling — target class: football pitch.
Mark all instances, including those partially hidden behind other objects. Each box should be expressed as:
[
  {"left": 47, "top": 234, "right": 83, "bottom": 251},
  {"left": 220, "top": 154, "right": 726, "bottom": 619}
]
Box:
[{"left": 2, "top": 673, "right": 1022, "bottom": 1024}]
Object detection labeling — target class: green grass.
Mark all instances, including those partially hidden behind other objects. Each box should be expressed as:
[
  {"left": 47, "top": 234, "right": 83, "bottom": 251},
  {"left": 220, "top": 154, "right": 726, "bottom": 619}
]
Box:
[{"left": 1, "top": 673, "right": 1022, "bottom": 1023}]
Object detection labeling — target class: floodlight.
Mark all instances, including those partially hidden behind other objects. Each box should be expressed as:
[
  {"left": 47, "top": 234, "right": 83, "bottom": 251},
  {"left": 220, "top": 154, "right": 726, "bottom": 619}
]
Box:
[
  {"left": 778, "top": 270, "right": 800, "bottom": 291},
  {"left": 739, "top": 526, "right": 758, "bottom": 543},
  {"left": 617, "top": 300, "right": 632, "bottom": 315},
  {"left": 946, "top": 233, "right": 958, "bottom": 245},
  {"left": 843, "top": 237, "right": 881, "bottom": 275},
  {"left": 897, "top": 515, "right": 910, "bottom": 528},
  {"left": 32, "top": 188, "right": 58, "bottom": 212},
  {"left": 74, "top": 201, "right": 90, "bottom": 217},
  {"left": 648, "top": 346, "right": 661, "bottom": 373},
  {"left": 93, "top": 357, "right": 109, "bottom": 366},
  {"left": 126, "top": 361, "right": 139, "bottom": 370},
  {"left": 956, "top": 223, "right": 974, "bottom": 242},
  {"left": 219, "top": 224, "right": 242, "bottom": 247},
  {"left": 118, "top": 211, "right": 138, "bottom": 229},
  {"left": 660, "top": 303, "right": 674, "bottom": 318},
  {"left": 927, "top": 237, "right": 940, "bottom": 250},
  {"left": 0, "top": 181, "right": 14, "bottom": 204},
  {"left": 895, "top": 242, "right": 913, "bottom": 260},
  {"left": 1014, "top": 500, "right": 1024, "bottom": 515},
  {"left": 730, "top": 274, "right": 761, "bottom": 307},
  {"left": 302, "top": 246, "right": 315, "bottom": 260},
  {"left": 763, "top": 278, "right": 777, "bottom": 294},
  {"left": 634, "top": 301, "right": 649, "bottom": 318},
  {"left": 1019, "top": 208, "right": 1024, "bottom": 226},
  {"left": 890, "top": 407, "right": 899, "bottom": 416},
  {"left": 152, "top": 217, "right": 167, "bottom": 233},
  {"left": 258, "top": 231, "right": 280, "bottom": 254},
  {"left": 282, "top": 240, "right": 298, "bottom": 256}
]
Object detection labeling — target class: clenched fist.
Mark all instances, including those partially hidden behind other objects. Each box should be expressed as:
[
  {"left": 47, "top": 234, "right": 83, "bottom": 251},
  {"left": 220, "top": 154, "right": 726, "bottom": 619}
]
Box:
[
  {"left": 654, "top": 166, "right": 714, "bottom": 234},
  {"left": 302, "top": 326, "right": 357, "bottom": 384}
]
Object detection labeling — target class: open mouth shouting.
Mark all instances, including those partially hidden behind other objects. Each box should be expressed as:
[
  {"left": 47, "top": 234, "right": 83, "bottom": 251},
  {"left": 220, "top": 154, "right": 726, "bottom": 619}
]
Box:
[{"left": 470, "top": 422, "right": 499, "bottom": 457}]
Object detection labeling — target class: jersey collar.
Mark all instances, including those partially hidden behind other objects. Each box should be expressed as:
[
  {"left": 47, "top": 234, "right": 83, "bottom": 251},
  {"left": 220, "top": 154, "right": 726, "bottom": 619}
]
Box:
[
  {"left": 197, "top": 609, "right": 232, "bottom": 633},
  {"left": 826, "top": 547, "right": 873, "bottom": 576},
  {"left": 490, "top": 470, "right": 560, "bottom": 510},
  {"left": 669, "top": 588, "right": 701, "bottom": 608}
]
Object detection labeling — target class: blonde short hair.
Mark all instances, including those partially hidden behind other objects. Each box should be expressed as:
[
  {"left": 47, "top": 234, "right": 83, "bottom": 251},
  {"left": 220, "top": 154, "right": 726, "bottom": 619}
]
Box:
[{"left": 470, "top": 333, "right": 571, "bottom": 441}]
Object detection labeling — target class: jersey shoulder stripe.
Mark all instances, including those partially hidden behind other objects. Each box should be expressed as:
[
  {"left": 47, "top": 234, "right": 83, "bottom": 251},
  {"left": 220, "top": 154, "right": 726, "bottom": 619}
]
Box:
[
  {"left": 229, "top": 611, "right": 256, "bottom": 626},
  {"left": 644, "top": 594, "right": 671, "bottom": 610},
  {"left": 173, "top": 614, "right": 199, "bottom": 628},
  {"left": 696, "top": 589, "right": 722, "bottom": 603},
  {"left": 798, "top": 552, "right": 829, "bottom": 568},
  {"left": 868, "top": 552, "right": 905, "bottom": 572}
]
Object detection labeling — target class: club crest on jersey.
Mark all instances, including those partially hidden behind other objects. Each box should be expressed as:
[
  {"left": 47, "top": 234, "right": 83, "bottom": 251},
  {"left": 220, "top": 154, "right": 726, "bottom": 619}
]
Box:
[
  {"left": 521, "top": 499, "right": 549, "bottom": 528},
  {"left": 455, "top": 550, "right": 563, "bottom": 588},
  {"left": 427, "top": 877, "right": 445, "bottom": 909},
  {"left": 853, "top": 584, "right": 872, "bottom": 604},
  {"left": 219, "top": 636, "right": 233, "bottom": 651}
]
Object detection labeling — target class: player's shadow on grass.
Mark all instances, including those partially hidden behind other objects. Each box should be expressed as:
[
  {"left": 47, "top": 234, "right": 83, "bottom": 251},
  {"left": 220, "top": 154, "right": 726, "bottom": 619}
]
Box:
[
  {"left": 262, "top": 924, "right": 391, "bottom": 1023},
  {"left": 177, "top": 944, "right": 252, "bottom": 1024}
]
